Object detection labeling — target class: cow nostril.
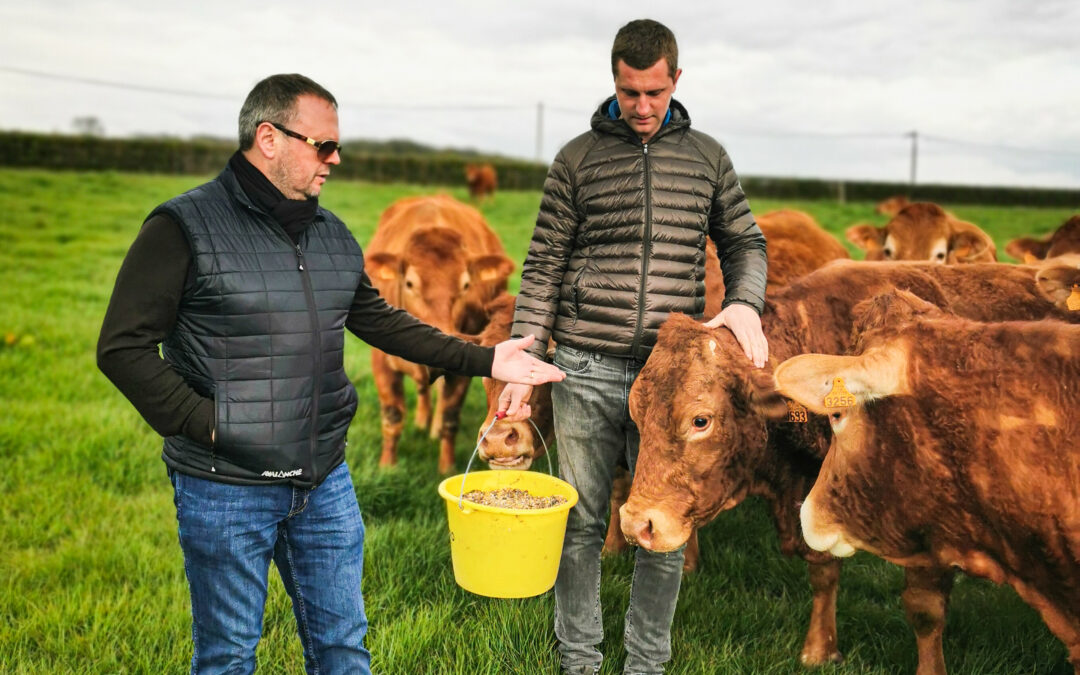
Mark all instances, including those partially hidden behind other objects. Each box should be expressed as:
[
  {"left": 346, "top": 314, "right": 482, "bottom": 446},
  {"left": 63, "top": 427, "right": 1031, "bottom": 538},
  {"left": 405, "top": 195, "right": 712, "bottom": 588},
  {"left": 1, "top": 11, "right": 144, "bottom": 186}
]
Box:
[{"left": 505, "top": 428, "right": 519, "bottom": 446}]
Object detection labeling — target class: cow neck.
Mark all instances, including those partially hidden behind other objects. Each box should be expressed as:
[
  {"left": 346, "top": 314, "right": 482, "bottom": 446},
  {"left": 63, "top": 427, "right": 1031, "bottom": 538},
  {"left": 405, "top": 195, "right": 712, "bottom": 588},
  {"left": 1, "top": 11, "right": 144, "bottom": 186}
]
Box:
[
  {"left": 229, "top": 151, "right": 317, "bottom": 245},
  {"left": 758, "top": 301, "right": 802, "bottom": 365}
]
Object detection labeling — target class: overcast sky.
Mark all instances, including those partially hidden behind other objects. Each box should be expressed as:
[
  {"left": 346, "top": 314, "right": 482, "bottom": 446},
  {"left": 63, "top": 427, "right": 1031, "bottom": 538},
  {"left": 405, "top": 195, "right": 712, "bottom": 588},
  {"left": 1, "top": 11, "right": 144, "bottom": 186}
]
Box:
[{"left": 2, "top": 0, "right": 1079, "bottom": 189}]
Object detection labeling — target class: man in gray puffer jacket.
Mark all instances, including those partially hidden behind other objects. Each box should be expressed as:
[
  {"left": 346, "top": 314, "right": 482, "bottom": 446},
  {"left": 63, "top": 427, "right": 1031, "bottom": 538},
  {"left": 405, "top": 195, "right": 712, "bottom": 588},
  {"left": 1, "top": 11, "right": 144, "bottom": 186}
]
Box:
[{"left": 500, "top": 19, "right": 769, "bottom": 675}]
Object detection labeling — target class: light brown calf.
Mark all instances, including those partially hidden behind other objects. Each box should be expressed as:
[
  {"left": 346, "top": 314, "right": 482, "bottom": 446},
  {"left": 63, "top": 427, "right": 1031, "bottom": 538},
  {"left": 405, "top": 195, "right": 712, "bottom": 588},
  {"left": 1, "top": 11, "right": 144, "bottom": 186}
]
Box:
[
  {"left": 618, "top": 260, "right": 1080, "bottom": 666},
  {"left": 365, "top": 194, "right": 514, "bottom": 473},
  {"left": 775, "top": 291, "right": 1080, "bottom": 674},
  {"left": 1007, "top": 214, "right": 1080, "bottom": 262},
  {"left": 465, "top": 163, "right": 497, "bottom": 202},
  {"left": 847, "top": 202, "right": 996, "bottom": 264}
]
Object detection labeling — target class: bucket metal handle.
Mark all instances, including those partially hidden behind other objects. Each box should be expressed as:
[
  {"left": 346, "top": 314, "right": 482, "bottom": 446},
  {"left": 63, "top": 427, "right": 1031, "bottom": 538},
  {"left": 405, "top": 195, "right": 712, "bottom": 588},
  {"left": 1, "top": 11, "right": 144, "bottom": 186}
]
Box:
[{"left": 458, "top": 413, "right": 553, "bottom": 510}]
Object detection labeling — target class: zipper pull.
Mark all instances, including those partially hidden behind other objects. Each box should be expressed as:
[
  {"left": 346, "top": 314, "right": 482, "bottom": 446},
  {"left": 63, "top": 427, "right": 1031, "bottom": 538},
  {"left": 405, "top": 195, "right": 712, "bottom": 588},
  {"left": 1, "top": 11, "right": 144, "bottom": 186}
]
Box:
[
  {"left": 643, "top": 143, "right": 648, "bottom": 155},
  {"left": 295, "top": 244, "right": 305, "bottom": 271}
]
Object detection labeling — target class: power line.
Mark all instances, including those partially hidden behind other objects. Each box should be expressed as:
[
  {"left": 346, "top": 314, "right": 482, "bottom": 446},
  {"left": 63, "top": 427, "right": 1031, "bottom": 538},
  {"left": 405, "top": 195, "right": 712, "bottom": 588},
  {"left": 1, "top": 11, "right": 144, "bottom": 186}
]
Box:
[
  {"left": 920, "top": 133, "right": 1080, "bottom": 158},
  {"left": 0, "top": 65, "right": 237, "bottom": 101},
  {"left": 0, "top": 65, "right": 530, "bottom": 112}
]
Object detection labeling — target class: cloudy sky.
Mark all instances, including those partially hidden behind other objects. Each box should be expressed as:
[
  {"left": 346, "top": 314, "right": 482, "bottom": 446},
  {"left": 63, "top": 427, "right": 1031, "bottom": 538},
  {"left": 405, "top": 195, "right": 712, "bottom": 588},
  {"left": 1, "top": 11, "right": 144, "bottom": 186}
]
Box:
[{"left": 2, "top": 0, "right": 1079, "bottom": 189}]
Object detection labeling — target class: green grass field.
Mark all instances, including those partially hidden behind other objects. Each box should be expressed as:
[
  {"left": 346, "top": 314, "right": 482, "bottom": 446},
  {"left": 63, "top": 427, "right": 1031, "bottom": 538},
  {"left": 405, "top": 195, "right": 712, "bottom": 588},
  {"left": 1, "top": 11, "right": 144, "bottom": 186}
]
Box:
[{"left": 0, "top": 167, "right": 1073, "bottom": 674}]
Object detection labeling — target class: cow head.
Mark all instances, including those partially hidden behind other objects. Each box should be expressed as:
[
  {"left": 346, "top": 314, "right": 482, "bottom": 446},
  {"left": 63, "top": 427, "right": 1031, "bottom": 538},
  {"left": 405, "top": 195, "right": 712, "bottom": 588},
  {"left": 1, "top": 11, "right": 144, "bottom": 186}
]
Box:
[
  {"left": 773, "top": 337, "right": 912, "bottom": 558},
  {"left": 846, "top": 203, "right": 996, "bottom": 264},
  {"left": 471, "top": 294, "right": 557, "bottom": 469},
  {"left": 365, "top": 229, "right": 513, "bottom": 335},
  {"left": 1006, "top": 215, "right": 1080, "bottom": 262},
  {"left": 619, "top": 314, "right": 789, "bottom": 553},
  {"left": 1034, "top": 258, "right": 1080, "bottom": 311}
]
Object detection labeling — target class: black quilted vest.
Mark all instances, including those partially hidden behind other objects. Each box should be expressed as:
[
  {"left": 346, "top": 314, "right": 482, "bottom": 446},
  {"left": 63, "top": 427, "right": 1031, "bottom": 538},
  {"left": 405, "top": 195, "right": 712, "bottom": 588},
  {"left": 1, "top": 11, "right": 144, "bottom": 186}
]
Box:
[{"left": 157, "top": 167, "right": 364, "bottom": 488}]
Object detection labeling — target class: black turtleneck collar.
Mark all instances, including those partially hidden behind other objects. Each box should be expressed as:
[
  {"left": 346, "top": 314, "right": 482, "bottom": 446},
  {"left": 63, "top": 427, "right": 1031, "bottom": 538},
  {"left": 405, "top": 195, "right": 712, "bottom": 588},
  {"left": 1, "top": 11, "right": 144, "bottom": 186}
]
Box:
[{"left": 228, "top": 151, "right": 318, "bottom": 245}]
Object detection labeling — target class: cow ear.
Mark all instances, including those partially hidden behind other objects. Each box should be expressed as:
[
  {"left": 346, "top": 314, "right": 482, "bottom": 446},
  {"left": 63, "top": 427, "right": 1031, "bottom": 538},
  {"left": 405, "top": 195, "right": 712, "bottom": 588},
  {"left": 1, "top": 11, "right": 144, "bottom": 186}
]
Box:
[
  {"left": 366, "top": 252, "right": 401, "bottom": 282},
  {"left": 948, "top": 222, "right": 997, "bottom": 262},
  {"left": 1035, "top": 264, "right": 1080, "bottom": 308},
  {"left": 845, "top": 223, "right": 884, "bottom": 254},
  {"left": 1006, "top": 236, "right": 1050, "bottom": 262},
  {"left": 743, "top": 368, "right": 790, "bottom": 421},
  {"left": 470, "top": 254, "right": 515, "bottom": 284},
  {"left": 773, "top": 347, "right": 909, "bottom": 415}
]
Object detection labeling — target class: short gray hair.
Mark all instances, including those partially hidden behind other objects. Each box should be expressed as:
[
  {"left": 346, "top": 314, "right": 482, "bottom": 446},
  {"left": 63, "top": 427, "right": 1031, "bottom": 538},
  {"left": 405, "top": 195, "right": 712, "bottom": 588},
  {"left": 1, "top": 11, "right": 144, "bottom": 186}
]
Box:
[{"left": 237, "top": 74, "right": 337, "bottom": 150}]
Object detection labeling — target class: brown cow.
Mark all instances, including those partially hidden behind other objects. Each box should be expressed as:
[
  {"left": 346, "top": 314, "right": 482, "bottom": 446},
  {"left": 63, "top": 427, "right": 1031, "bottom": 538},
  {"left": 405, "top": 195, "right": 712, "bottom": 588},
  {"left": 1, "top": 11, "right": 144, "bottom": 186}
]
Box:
[
  {"left": 847, "top": 203, "right": 997, "bottom": 264},
  {"left": 756, "top": 209, "right": 850, "bottom": 290},
  {"left": 774, "top": 291, "right": 1080, "bottom": 674},
  {"left": 618, "top": 260, "right": 1080, "bottom": 666},
  {"left": 365, "top": 194, "right": 514, "bottom": 473},
  {"left": 1006, "top": 214, "right": 1080, "bottom": 262},
  {"left": 465, "top": 163, "right": 497, "bottom": 202},
  {"left": 875, "top": 194, "right": 910, "bottom": 216}
]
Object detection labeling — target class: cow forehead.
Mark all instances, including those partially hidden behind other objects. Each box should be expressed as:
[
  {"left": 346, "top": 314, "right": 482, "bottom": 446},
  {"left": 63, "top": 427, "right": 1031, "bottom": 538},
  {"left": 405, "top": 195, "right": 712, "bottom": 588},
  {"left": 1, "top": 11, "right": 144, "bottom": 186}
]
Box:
[{"left": 886, "top": 217, "right": 950, "bottom": 256}]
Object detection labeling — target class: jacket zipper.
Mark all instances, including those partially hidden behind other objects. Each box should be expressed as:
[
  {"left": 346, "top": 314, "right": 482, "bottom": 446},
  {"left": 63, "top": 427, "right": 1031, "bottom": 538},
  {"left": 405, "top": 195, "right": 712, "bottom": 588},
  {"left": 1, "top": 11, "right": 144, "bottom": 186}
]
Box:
[
  {"left": 630, "top": 142, "right": 652, "bottom": 357},
  {"left": 296, "top": 243, "right": 322, "bottom": 484}
]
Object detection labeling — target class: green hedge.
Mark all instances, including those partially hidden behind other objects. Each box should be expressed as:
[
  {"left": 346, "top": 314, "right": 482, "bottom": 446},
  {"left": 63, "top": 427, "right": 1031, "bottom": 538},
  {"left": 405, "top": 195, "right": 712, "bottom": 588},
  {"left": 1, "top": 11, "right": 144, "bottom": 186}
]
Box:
[
  {"left": 0, "top": 131, "right": 549, "bottom": 191},
  {"left": 1, "top": 131, "right": 1077, "bottom": 207}
]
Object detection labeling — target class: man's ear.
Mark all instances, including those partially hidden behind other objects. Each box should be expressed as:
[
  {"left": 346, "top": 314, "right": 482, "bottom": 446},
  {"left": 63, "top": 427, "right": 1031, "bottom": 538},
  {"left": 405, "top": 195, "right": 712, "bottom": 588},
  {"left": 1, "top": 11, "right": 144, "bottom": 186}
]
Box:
[
  {"left": 253, "top": 121, "right": 278, "bottom": 160},
  {"left": 845, "top": 224, "right": 884, "bottom": 255}
]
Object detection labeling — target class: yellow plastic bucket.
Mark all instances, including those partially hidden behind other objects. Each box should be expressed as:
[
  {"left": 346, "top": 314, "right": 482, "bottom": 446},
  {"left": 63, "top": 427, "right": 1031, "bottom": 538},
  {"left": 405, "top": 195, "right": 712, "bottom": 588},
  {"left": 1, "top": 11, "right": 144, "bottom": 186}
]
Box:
[{"left": 438, "top": 469, "right": 579, "bottom": 598}]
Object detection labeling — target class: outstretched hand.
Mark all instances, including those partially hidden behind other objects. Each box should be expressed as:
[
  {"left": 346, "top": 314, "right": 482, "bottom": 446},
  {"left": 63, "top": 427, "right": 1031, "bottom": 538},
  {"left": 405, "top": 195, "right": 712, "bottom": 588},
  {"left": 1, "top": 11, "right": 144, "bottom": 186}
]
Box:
[
  {"left": 704, "top": 303, "right": 769, "bottom": 368},
  {"left": 492, "top": 334, "right": 565, "bottom": 387}
]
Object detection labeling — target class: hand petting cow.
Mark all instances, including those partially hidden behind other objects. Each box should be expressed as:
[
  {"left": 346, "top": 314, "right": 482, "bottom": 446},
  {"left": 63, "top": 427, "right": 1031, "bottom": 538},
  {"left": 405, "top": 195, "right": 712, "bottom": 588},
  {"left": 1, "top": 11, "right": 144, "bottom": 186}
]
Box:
[
  {"left": 617, "top": 260, "right": 1079, "bottom": 667},
  {"left": 774, "top": 289, "right": 1080, "bottom": 675},
  {"left": 364, "top": 194, "right": 514, "bottom": 473}
]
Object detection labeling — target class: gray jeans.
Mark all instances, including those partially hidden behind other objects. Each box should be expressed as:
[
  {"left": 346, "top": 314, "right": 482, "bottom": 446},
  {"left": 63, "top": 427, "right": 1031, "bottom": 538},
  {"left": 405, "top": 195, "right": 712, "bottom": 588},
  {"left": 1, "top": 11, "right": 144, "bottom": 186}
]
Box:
[{"left": 551, "top": 344, "right": 684, "bottom": 675}]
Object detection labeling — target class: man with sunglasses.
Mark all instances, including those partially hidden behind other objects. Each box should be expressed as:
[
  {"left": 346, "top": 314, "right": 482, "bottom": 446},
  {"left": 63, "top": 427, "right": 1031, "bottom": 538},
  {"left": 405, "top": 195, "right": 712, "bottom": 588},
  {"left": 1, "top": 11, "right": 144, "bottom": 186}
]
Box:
[{"left": 98, "top": 73, "right": 564, "bottom": 674}]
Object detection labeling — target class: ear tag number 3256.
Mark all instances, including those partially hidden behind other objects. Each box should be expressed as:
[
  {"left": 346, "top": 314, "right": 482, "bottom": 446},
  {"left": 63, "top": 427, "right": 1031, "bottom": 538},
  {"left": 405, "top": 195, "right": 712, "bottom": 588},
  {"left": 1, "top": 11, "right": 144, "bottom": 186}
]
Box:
[{"left": 824, "top": 377, "right": 856, "bottom": 408}]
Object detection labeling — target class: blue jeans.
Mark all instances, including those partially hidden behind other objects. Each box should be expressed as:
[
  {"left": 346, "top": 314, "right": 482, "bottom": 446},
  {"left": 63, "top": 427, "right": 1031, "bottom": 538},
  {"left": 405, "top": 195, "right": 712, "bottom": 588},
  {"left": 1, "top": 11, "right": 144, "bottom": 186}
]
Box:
[
  {"left": 170, "top": 462, "right": 370, "bottom": 674},
  {"left": 551, "top": 345, "right": 684, "bottom": 674}
]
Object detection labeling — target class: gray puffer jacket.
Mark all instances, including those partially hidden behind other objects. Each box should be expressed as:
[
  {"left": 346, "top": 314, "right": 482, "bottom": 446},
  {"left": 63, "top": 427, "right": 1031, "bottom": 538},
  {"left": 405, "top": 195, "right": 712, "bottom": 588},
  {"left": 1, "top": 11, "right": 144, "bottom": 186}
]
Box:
[{"left": 511, "top": 96, "right": 768, "bottom": 360}]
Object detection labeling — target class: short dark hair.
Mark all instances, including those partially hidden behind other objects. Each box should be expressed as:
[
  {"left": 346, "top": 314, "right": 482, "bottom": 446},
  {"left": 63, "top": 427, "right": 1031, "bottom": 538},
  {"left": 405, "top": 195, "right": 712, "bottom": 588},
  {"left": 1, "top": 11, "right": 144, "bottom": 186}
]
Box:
[
  {"left": 611, "top": 19, "right": 678, "bottom": 79},
  {"left": 237, "top": 74, "right": 338, "bottom": 150}
]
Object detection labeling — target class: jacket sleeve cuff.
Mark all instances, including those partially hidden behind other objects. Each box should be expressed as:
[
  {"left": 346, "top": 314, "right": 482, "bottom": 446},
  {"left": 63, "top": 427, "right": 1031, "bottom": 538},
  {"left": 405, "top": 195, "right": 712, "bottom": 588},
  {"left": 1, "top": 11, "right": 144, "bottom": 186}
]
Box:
[{"left": 720, "top": 298, "right": 765, "bottom": 315}]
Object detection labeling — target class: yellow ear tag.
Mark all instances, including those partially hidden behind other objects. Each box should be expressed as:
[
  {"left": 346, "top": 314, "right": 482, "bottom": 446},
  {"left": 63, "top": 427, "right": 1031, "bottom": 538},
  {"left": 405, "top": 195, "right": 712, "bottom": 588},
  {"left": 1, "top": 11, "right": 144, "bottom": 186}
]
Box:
[
  {"left": 376, "top": 267, "right": 396, "bottom": 281},
  {"left": 824, "top": 377, "right": 857, "bottom": 408},
  {"left": 1067, "top": 284, "right": 1080, "bottom": 312},
  {"left": 785, "top": 400, "right": 808, "bottom": 423},
  {"left": 479, "top": 269, "right": 499, "bottom": 282},
  {"left": 1023, "top": 253, "right": 1038, "bottom": 264}
]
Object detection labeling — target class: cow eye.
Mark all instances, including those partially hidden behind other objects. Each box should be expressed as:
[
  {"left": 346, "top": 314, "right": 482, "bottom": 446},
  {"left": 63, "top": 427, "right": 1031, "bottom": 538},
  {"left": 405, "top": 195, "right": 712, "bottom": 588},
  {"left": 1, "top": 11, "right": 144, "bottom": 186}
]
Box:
[
  {"left": 935, "top": 252, "right": 946, "bottom": 260},
  {"left": 405, "top": 280, "right": 414, "bottom": 289},
  {"left": 692, "top": 416, "right": 710, "bottom": 429},
  {"left": 883, "top": 248, "right": 894, "bottom": 258}
]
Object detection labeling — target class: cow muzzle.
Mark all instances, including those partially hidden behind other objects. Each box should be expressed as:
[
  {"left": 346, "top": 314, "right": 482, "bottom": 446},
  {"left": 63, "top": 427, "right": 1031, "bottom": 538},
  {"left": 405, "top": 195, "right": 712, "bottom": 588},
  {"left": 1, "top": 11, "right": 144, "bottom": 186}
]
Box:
[
  {"left": 477, "top": 420, "right": 536, "bottom": 470},
  {"left": 619, "top": 500, "right": 691, "bottom": 553}
]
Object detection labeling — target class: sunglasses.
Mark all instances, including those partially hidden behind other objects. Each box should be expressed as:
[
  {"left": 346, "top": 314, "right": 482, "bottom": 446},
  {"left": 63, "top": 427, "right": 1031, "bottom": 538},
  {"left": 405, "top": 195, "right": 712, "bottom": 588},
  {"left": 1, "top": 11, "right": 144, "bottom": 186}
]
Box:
[{"left": 266, "top": 121, "right": 341, "bottom": 161}]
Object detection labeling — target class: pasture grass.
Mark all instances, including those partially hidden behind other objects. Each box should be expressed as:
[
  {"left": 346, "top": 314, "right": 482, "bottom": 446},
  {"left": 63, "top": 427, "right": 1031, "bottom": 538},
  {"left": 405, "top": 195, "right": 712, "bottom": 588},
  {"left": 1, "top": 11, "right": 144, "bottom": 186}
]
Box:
[{"left": 0, "top": 167, "right": 1073, "bottom": 673}]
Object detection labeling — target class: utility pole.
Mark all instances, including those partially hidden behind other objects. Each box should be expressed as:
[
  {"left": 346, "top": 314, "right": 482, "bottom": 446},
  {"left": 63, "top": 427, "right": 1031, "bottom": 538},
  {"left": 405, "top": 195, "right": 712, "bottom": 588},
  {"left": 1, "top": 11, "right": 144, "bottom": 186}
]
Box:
[
  {"left": 535, "top": 102, "right": 545, "bottom": 162},
  {"left": 907, "top": 130, "right": 918, "bottom": 186}
]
